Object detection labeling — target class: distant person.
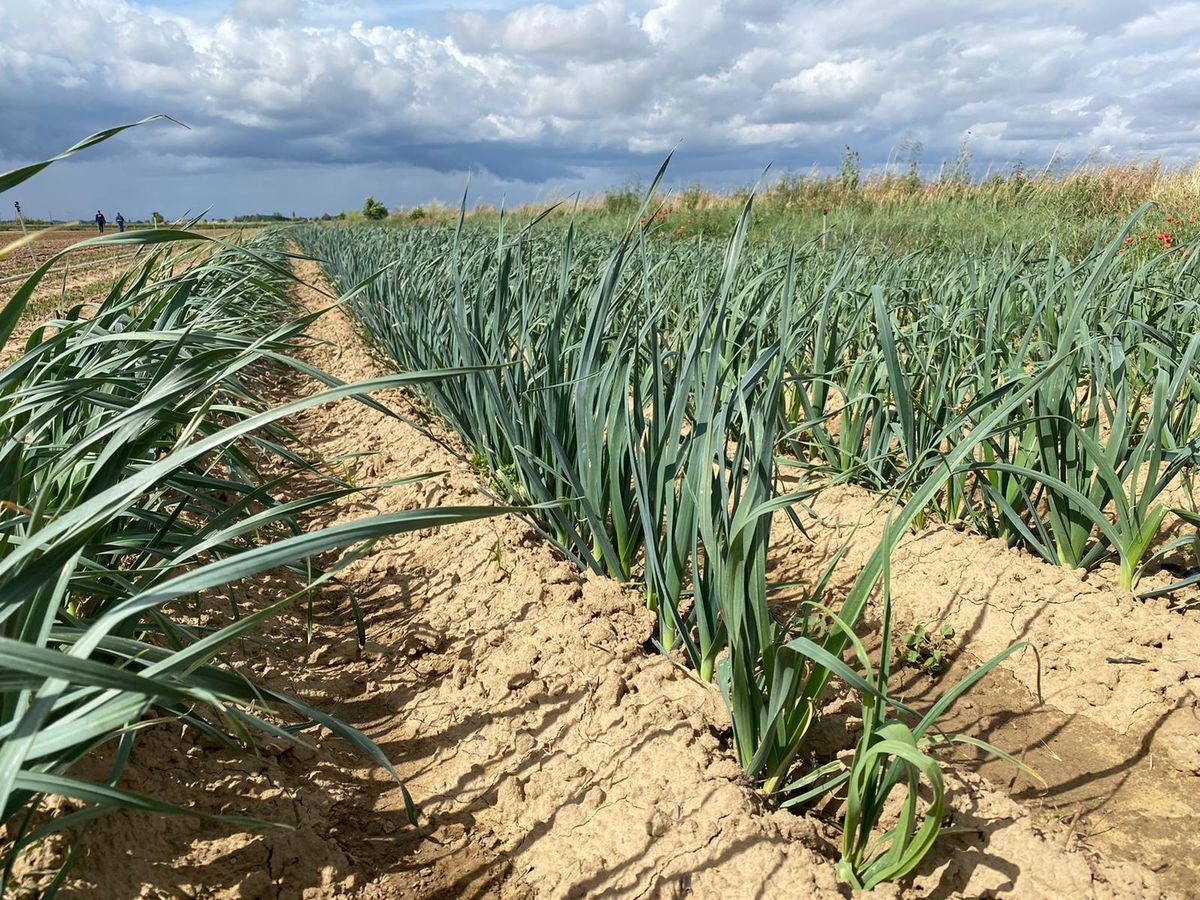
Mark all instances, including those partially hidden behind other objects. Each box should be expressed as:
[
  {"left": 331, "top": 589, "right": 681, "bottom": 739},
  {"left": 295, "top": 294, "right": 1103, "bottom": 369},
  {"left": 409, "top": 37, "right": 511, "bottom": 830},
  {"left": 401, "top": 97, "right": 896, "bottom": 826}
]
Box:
[
  {"left": 115, "top": 213, "right": 125, "bottom": 233},
  {"left": 95, "top": 210, "right": 106, "bottom": 234}
]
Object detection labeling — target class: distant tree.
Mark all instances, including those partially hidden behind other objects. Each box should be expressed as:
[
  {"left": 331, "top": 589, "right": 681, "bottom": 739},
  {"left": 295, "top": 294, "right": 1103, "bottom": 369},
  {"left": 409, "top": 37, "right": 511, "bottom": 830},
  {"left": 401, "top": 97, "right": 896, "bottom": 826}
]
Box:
[
  {"left": 232, "top": 212, "right": 289, "bottom": 222},
  {"left": 408, "top": 206, "right": 426, "bottom": 221},
  {"left": 363, "top": 196, "right": 388, "bottom": 221},
  {"left": 151, "top": 211, "right": 165, "bottom": 226}
]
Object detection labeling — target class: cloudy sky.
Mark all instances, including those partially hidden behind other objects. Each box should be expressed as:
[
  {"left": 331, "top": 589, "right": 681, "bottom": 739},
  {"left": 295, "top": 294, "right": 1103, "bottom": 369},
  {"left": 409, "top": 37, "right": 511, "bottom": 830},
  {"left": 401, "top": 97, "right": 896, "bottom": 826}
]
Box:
[{"left": 2, "top": 0, "right": 1198, "bottom": 220}]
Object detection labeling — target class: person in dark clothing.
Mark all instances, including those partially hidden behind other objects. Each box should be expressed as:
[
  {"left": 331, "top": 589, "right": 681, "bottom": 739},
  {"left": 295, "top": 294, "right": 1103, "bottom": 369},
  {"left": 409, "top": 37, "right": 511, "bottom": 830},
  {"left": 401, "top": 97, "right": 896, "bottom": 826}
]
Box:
[
  {"left": 115, "top": 213, "right": 125, "bottom": 233},
  {"left": 95, "top": 210, "right": 106, "bottom": 233}
]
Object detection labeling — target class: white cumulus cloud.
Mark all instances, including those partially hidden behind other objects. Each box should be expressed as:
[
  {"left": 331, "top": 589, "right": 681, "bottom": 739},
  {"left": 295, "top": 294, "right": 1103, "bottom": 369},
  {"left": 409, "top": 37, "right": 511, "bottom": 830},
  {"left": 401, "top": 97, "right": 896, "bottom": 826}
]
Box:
[{"left": 3, "top": 0, "right": 1199, "bottom": 217}]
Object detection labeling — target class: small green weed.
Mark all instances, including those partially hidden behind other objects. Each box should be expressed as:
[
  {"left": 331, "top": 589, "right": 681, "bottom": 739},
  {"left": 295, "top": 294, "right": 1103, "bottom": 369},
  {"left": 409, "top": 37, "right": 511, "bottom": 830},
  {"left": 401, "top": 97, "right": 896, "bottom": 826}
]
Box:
[{"left": 899, "top": 623, "right": 956, "bottom": 673}]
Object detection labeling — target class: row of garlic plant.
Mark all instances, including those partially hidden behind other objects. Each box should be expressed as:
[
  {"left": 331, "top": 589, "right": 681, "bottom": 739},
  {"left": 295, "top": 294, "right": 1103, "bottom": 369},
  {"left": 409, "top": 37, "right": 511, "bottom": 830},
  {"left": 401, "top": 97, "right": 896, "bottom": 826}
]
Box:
[
  {"left": 295, "top": 202, "right": 792, "bottom": 674},
  {"left": 782, "top": 219, "right": 1200, "bottom": 591},
  {"left": 299, "top": 203, "right": 1200, "bottom": 606},
  {"left": 291, "top": 189, "right": 1091, "bottom": 885},
  {"left": 0, "top": 128, "right": 504, "bottom": 894}
]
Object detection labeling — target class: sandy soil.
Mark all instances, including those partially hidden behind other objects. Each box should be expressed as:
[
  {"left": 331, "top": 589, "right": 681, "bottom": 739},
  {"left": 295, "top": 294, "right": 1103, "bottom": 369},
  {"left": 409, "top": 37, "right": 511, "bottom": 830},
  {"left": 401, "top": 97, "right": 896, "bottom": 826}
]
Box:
[
  {"left": 17, "top": 260, "right": 1187, "bottom": 899},
  {"left": 0, "top": 230, "right": 147, "bottom": 331},
  {"left": 0, "top": 226, "right": 263, "bottom": 356},
  {"left": 772, "top": 487, "right": 1200, "bottom": 895},
  {"left": 0, "top": 230, "right": 135, "bottom": 280},
  {"left": 0, "top": 226, "right": 243, "bottom": 296}
]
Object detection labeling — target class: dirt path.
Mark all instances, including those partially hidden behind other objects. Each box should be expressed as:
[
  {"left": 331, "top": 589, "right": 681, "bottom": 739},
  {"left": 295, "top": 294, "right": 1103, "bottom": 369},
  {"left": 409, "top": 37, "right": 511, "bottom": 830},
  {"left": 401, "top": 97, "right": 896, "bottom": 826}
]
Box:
[{"left": 53, "top": 263, "right": 1169, "bottom": 899}]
